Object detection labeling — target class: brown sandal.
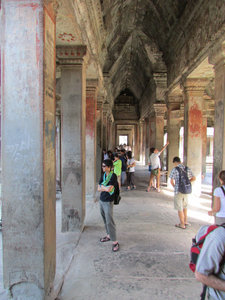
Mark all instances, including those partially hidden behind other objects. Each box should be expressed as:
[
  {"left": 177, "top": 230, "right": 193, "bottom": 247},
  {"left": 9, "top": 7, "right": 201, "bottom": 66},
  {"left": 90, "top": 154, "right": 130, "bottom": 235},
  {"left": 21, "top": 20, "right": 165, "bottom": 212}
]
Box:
[
  {"left": 100, "top": 236, "right": 111, "bottom": 242},
  {"left": 112, "top": 242, "right": 119, "bottom": 252}
]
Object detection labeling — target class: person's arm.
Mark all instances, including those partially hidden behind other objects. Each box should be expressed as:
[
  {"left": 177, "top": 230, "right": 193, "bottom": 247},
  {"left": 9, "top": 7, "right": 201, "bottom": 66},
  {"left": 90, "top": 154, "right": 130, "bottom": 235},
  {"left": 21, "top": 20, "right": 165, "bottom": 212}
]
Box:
[
  {"left": 159, "top": 141, "right": 169, "bottom": 155},
  {"left": 195, "top": 271, "right": 225, "bottom": 292},
  {"left": 170, "top": 178, "right": 175, "bottom": 188},
  {"left": 208, "top": 196, "right": 221, "bottom": 216},
  {"left": 190, "top": 176, "right": 196, "bottom": 182},
  {"left": 98, "top": 184, "right": 114, "bottom": 193}
]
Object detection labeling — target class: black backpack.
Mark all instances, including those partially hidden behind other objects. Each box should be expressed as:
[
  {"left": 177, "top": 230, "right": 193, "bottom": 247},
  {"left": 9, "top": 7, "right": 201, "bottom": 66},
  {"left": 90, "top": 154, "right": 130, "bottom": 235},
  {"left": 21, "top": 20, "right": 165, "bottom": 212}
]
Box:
[
  {"left": 176, "top": 166, "right": 192, "bottom": 194},
  {"left": 113, "top": 175, "right": 121, "bottom": 205}
]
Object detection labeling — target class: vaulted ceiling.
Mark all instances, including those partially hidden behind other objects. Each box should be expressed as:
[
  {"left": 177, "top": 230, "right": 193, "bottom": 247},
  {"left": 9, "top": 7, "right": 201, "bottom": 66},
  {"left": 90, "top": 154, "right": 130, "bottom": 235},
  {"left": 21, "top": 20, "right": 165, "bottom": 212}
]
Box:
[
  {"left": 101, "top": 0, "right": 188, "bottom": 100},
  {"left": 56, "top": 0, "right": 225, "bottom": 123}
]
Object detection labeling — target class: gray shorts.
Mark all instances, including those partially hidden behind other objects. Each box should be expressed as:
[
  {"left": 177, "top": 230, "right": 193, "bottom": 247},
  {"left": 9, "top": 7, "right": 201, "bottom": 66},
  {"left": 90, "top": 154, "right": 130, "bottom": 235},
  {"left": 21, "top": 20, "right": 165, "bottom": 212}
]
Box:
[{"left": 174, "top": 193, "right": 189, "bottom": 211}]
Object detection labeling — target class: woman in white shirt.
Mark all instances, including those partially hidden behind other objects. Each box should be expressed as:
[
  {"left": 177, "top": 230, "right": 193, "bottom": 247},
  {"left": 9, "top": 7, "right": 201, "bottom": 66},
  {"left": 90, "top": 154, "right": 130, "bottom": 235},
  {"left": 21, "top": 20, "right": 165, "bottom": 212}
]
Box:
[
  {"left": 126, "top": 151, "right": 136, "bottom": 191},
  {"left": 208, "top": 170, "right": 225, "bottom": 224}
]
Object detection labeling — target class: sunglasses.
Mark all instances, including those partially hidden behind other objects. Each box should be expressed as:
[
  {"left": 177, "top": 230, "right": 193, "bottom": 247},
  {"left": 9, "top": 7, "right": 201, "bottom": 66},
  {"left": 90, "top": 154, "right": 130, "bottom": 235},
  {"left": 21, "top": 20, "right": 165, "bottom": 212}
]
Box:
[{"left": 102, "top": 165, "right": 106, "bottom": 167}]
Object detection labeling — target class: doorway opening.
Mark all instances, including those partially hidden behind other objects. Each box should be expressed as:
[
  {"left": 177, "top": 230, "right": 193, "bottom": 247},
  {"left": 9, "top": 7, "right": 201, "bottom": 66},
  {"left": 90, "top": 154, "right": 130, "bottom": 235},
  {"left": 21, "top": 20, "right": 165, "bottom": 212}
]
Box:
[{"left": 119, "top": 135, "right": 128, "bottom": 146}]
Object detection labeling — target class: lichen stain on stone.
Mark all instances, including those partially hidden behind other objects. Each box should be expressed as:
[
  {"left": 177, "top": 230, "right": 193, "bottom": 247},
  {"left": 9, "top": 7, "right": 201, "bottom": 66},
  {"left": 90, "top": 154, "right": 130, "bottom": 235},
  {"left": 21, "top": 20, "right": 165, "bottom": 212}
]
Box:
[
  {"left": 63, "top": 161, "right": 81, "bottom": 185},
  {"left": 66, "top": 209, "right": 80, "bottom": 231},
  {"left": 189, "top": 103, "right": 202, "bottom": 137},
  {"left": 45, "top": 120, "right": 55, "bottom": 148}
]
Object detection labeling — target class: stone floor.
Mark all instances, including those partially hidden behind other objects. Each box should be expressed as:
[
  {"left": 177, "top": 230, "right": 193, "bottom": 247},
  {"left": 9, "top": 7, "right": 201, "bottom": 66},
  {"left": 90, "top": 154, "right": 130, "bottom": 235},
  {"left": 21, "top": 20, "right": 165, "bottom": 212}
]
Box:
[
  {"left": 0, "top": 165, "right": 214, "bottom": 299},
  {"left": 57, "top": 165, "right": 213, "bottom": 300}
]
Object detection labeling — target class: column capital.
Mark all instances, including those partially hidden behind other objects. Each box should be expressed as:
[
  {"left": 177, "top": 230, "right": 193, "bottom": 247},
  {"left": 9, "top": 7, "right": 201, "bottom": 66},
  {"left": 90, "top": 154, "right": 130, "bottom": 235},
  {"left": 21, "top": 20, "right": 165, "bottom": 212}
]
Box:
[
  {"left": 56, "top": 46, "right": 87, "bottom": 65},
  {"left": 209, "top": 41, "right": 225, "bottom": 66},
  {"left": 86, "top": 79, "right": 98, "bottom": 93},
  {"left": 181, "top": 78, "right": 209, "bottom": 92},
  {"left": 151, "top": 103, "right": 167, "bottom": 117}
]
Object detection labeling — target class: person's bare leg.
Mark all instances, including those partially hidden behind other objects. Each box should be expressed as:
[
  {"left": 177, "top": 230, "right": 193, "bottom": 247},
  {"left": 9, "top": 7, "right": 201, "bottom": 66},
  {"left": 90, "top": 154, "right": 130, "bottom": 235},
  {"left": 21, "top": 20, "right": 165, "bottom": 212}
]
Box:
[
  {"left": 156, "top": 169, "right": 160, "bottom": 191},
  {"left": 183, "top": 208, "right": 188, "bottom": 225},
  {"left": 147, "top": 173, "right": 155, "bottom": 191},
  {"left": 177, "top": 211, "right": 185, "bottom": 228}
]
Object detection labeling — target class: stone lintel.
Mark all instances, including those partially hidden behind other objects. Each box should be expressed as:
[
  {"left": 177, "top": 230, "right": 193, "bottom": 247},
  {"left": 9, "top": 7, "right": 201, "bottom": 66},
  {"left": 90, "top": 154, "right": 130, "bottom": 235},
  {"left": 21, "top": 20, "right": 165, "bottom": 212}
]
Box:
[
  {"left": 209, "top": 41, "right": 225, "bottom": 66},
  {"left": 154, "top": 72, "right": 167, "bottom": 101},
  {"left": 56, "top": 46, "right": 87, "bottom": 65}
]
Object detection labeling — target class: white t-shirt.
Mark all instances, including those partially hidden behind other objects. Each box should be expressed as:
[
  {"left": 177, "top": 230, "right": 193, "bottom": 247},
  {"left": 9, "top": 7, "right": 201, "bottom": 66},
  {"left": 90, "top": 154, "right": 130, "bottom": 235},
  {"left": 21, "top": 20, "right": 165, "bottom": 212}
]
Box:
[
  {"left": 214, "top": 186, "right": 225, "bottom": 217},
  {"left": 149, "top": 153, "right": 161, "bottom": 169},
  {"left": 127, "top": 158, "right": 135, "bottom": 172}
]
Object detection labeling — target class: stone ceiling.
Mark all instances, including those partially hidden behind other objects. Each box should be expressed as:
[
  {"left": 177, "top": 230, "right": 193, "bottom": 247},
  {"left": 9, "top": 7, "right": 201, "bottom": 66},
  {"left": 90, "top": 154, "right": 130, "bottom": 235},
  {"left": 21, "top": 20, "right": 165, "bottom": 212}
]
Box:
[
  {"left": 56, "top": 0, "right": 189, "bottom": 101},
  {"left": 55, "top": 0, "right": 225, "bottom": 124},
  {"left": 101, "top": 0, "right": 188, "bottom": 100}
]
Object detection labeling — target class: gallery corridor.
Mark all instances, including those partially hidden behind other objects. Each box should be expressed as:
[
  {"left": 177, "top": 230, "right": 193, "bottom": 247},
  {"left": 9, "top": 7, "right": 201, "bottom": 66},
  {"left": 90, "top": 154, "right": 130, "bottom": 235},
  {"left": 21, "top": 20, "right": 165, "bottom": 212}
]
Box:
[{"left": 57, "top": 165, "right": 212, "bottom": 300}]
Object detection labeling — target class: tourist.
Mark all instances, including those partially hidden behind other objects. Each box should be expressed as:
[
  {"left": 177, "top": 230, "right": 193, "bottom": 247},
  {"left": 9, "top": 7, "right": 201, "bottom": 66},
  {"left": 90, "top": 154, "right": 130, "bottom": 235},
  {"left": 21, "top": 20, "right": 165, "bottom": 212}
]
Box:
[
  {"left": 113, "top": 153, "right": 122, "bottom": 189},
  {"left": 126, "top": 151, "right": 136, "bottom": 190},
  {"left": 146, "top": 142, "right": 169, "bottom": 193},
  {"left": 169, "top": 156, "right": 195, "bottom": 229},
  {"left": 208, "top": 170, "right": 225, "bottom": 225},
  {"left": 98, "top": 159, "right": 119, "bottom": 252}
]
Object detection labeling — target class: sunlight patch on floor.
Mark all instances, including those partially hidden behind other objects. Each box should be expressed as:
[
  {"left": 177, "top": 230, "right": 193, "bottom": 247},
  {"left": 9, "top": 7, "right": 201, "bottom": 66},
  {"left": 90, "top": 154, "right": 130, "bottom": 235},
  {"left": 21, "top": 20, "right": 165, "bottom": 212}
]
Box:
[{"left": 188, "top": 209, "right": 214, "bottom": 224}]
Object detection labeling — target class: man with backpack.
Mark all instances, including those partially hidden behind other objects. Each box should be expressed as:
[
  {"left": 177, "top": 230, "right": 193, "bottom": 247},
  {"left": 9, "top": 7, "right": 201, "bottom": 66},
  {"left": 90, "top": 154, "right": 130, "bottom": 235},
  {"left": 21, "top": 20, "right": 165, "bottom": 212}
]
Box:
[
  {"left": 194, "top": 225, "right": 225, "bottom": 299},
  {"left": 169, "top": 156, "right": 196, "bottom": 229}
]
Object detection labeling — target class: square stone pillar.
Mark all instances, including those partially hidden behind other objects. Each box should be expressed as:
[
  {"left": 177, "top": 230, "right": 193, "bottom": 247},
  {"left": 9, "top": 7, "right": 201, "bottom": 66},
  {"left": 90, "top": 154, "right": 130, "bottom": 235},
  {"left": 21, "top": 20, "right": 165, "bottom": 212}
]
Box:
[
  {"left": 142, "top": 119, "right": 147, "bottom": 164},
  {"left": 182, "top": 78, "right": 208, "bottom": 195},
  {"left": 96, "top": 98, "right": 103, "bottom": 179},
  {"left": 102, "top": 111, "right": 108, "bottom": 150},
  {"left": 209, "top": 42, "right": 225, "bottom": 190},
  {"left": 149, "top": 103, "right": 167, "bottom": 168},
  {"left": 134, "top": 123, "right": 139, "bottom": 161},
  {"left": 202, "top": 114, "right": 207, "bottom": 178},
  {"left": 57, "top": 46, "right": 87, "bottom": 231},
  {"left": 86, "top": 79, "right": 98, "bottom": 200},
  {"left": 153, "top": 104, "right": 167, "bottom": 151},
  {"left": 2, "top": 1, "right": 56, "bottom": 298},
  {"left": 167, "top": 108, "right": 182, "bottom": 176},
  {"left": 149, "top": 117, "right": 156, "bottom": 149},
  {"left": 139, "top": 120, "right": 145, "bottom": 163},
  {"left": 145, "top": 118, "right": 150, "bottom": 165}
]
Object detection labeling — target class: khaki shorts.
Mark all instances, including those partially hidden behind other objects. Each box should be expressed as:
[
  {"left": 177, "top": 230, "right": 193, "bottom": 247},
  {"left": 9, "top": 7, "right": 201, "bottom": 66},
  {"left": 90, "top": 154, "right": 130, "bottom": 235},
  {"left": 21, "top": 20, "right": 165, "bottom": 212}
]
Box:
[{"left": 174, "top": 193, "right": 189, "bottom": 211}]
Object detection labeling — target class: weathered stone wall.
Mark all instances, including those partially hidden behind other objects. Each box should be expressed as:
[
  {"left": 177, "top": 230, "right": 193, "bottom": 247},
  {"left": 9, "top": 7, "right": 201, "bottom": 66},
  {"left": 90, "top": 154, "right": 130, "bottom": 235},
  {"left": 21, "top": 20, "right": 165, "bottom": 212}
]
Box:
[{"left": 167, "top": 0, "right": 225, "bottom": 88}]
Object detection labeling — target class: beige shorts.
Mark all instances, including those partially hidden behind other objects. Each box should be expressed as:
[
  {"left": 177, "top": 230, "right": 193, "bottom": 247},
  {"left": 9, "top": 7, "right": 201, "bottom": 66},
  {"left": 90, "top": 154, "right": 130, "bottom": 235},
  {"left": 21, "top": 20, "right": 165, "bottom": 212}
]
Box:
[{"left": 174, "top": 193, "right": 189, "bottom": 211}]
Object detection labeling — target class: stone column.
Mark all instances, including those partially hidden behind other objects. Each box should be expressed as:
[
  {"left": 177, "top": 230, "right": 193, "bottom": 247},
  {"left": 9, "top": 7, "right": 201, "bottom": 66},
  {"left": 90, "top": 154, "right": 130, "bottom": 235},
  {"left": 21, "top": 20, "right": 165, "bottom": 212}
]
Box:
[
  {"left": 2, "top": 1, "right": 56, "bottom": 298},
  {"left": 56, "top": 94, "right": 62, "bottom": 192},
  {"left": 108, "top": 117, "right": 113, "bottom": 150},
  {"left": 149, "top": 116, "right": 156, "bottom": 149},
  {"left": 102, "top": 111, "right": 108, "bottom": 150},
  {"left": 96, "top": 98, "right": 103, "bottom": 180},
  {"left": 134, "top": 123, "right": 139, "bottom": 161},
  {"left": 145, "top": 118, "right": 150, "bottom": 165},
  {"left": 202, "top": 114, "right": 207, "bottom": 179},
  {"left": 139, "top": 120, "right": 144, "bottom": 163},
  {"left": 182, "top": 78, "right": 208, "bottom": 195},
  {"left": 142, "top": 119, "right": 147, "bottom": 164},
  {"left": 167, "top": 106, "right": 181, "bottom": 176},
  {"left": 153, "top": 103, "right": 167, "bottom": 151},
  {"left": 57, "top": 45, "right": 87, "bottom": 231},
  {"left": 86, "top": 79, "right": 98, "bottom": 201},
  {"left": 209, "top": 42, "right": 225, "bottom": 189}
]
